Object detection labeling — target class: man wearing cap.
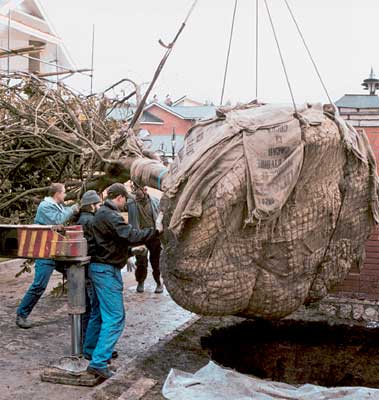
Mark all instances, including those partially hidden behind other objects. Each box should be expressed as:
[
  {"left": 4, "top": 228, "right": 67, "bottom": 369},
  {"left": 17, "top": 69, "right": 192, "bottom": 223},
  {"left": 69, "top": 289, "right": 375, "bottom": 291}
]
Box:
[
  {"left": 127, "top": 183, "right": 163, "bottom": 294},
  {"left": 16, "top": 183, "right": 79, "bottom": 329},
  {"left": 78, "top": 190, "right": 101, "bottom": 231},
  {"left": 84, "top": 183, "right": 161, "bottom": 379},
  {"left": 76, "top": 190, "right": 101, "bottom": 345}
]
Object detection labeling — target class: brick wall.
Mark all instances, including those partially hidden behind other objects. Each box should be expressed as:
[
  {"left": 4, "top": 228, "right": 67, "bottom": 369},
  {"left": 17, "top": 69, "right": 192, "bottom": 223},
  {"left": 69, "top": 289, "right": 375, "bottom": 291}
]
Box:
[
  {"left": 332, "top": 126, "right": 379, "bottom": 300},
  {"left": 139, "top": 105, "right": 193, "bottom": 136}
]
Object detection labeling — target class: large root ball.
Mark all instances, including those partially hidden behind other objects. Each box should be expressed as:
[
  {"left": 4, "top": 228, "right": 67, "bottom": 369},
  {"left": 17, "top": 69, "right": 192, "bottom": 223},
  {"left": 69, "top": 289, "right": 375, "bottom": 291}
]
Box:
[{"left": 159, "top": 103, "right": 378, "bottom": 319}]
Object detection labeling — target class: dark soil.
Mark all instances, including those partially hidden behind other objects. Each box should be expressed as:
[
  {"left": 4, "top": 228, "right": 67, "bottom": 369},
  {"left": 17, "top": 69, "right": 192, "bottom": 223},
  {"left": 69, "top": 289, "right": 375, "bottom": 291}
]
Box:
[{"left": 201, "top": 319, "right": 379, "bottom": 388}]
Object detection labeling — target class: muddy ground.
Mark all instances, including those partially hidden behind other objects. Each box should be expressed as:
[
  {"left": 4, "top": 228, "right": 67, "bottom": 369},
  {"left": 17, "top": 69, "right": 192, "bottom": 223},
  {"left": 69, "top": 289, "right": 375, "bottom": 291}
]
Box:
[
  {"left": 0, "top": 259, "right": 194, "bottom": 400},
  {"left": 2, "top": 259, "right": 379, "bottom": 400}
]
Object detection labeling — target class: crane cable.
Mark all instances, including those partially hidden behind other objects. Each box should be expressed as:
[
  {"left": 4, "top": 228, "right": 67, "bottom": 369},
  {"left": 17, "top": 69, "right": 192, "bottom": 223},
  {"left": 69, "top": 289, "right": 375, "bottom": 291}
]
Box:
[
  {"left": 263, "top": 0, "right": 298, "bottom": 114},
  {"left": 220, "top": 0, "right": 332, "bottom": 109},
  {"left": 283, "top": 0, "right": 333, "bottom": 105},
  {"left": 220, "top": 0, "right": 238, "bottom": 106},
  {"left": 255, "top": 0, "right": 259, "bottom": 100}
]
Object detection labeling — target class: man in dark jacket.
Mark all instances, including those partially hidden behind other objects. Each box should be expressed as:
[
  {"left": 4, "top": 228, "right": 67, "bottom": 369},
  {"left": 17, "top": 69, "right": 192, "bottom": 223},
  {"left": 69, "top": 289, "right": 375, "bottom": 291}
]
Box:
[
  {"left": 76, "top": 190, "right": 101, "bottom": 346},
  {"left": 127, "top": 183, "right": 163, "bottom": 294},
  {"left": 84, "top": 183, "right": 159, "bottom": 379}
]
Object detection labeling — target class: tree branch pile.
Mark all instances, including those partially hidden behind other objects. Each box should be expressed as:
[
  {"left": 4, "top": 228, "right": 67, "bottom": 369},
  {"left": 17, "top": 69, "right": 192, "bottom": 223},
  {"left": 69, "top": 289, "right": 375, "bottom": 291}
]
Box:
[{"left": 0, "top": 72, "right": 149, "bottom": 223}]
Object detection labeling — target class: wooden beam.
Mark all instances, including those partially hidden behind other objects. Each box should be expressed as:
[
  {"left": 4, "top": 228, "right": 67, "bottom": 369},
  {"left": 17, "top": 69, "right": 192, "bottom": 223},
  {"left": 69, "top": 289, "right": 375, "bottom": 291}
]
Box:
[
  {"left": 0, "top": 46, "right": 84, "bottom": 75},
  {"left": 35, "top": 68, "right": 92, "bottom": 78},
  {"left": 117, "top": 377, "right": 158, "bottom": 400},
  {"left": 0, "top": 45, "right": 45, "bottom": 59}
]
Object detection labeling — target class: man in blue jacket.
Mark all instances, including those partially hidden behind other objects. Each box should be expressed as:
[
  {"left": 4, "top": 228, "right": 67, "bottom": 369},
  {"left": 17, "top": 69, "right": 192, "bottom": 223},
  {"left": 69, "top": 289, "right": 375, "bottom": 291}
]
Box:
[
  {"left": 84, "top": 183, "right": 160, "bottom": 379},
  {"left": 16, "top": 183, "right": 79, "bottom": 329}
]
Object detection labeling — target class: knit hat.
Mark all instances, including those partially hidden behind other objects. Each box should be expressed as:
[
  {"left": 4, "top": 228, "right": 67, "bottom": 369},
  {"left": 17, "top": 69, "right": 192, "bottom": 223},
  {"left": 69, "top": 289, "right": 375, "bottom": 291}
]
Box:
[
  {"left": 107, "top": 183, "right": 128, "bottom": 198},
  {"left": 81, "top": 190, "right": 101, "bottom": 206}
]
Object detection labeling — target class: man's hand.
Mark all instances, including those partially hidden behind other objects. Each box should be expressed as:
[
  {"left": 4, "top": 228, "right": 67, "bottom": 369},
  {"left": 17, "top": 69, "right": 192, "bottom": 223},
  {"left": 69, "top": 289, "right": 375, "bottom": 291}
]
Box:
[
  {"left": 126, "top": 257, "right": 136, "bottom": 272},
  {"left": 130, "top": 245, "right": 147, "bottom": 257},
  {"left": 72, "top": 204, "right": 80, "bottom": 216},
  {"left": 155, "top": 211, "right": 164, "bottom": 234}
]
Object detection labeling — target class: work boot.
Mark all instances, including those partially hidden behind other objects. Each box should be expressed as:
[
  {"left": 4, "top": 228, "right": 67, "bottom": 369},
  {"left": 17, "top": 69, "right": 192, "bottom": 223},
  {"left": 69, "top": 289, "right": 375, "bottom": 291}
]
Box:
[
  {"left": 16, "top": 315, "right": 32, "bottom": 329},
  {"left": 87, "top": 366, "right": 114, "bottom": 379},
  {"left": 136, "top": 282, "right": 144, "bottom": 293},
  {"left": 155, "top": 283, "right": 164, "bottom": 294}
]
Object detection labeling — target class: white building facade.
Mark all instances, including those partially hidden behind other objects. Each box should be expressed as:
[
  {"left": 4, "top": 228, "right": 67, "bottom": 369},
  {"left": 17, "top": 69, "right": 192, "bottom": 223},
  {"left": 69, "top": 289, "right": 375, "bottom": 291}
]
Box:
[{"left": 0, "top": 0, "right": 74, "bottom": 75}]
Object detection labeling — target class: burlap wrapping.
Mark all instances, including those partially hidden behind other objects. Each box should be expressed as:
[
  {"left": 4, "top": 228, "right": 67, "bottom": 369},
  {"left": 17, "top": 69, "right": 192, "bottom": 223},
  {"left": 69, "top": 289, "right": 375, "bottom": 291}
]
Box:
[
  {"left": 131, "top": 158, "right": 168, "bottom": 189},
  {"left": 159, "top": 103, "right": 378, "bottom": 319}
]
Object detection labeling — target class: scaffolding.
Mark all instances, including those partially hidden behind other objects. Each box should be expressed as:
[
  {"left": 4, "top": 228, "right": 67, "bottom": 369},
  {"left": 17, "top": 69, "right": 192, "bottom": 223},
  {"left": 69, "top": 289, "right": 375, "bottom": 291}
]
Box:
[{"left": 3, "top": 10, "right": 93, "bottom": 85}]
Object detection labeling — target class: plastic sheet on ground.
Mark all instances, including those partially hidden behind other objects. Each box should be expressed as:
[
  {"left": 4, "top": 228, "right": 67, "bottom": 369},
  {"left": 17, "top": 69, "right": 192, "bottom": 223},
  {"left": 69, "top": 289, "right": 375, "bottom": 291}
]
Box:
[{"left": 162, "top": 361, "right": 379, "bottom": 400}]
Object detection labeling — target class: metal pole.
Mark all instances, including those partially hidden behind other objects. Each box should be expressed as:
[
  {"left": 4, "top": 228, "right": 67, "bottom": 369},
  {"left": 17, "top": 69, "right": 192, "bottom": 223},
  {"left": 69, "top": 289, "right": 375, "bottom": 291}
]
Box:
[
  {"left": 70, "top": 315, "right": 82, "bottom": 356},
  {"left": 90, "top": 24, "right": 95, "bottom": 95},
  {"left": 55, "top": 44, "right": 59, "bottom": 86},
  {"left": 66, "top": 262, "right": 86, "bottom": 356},
  {"left": 7, "top": 10, "right": 11, "bottom": 75},
  {"left": 171, "top": 127, "right": 176, "bottom": 159}
]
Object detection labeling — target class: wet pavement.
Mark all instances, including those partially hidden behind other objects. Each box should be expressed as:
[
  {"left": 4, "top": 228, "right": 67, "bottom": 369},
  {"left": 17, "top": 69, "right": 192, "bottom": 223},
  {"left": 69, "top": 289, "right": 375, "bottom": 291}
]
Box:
[{"left": 0, "top": 260, "right": 194, "bottom": 400}]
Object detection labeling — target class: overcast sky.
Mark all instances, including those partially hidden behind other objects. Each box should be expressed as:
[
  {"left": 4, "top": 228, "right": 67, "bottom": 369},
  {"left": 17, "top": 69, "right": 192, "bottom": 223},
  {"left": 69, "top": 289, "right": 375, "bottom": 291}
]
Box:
[{"left": 39, "top": 0, "right": 377, "bottom": 105}]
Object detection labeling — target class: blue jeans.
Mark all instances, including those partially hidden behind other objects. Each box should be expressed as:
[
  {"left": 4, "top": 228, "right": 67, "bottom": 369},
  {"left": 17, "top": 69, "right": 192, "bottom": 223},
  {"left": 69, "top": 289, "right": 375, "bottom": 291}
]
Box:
[
  {"left": 83, "top": 263, "right": 125, "bottom": 369},
  {"left": 17, "top": 259, "right": 56, "bottom": 318}
]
